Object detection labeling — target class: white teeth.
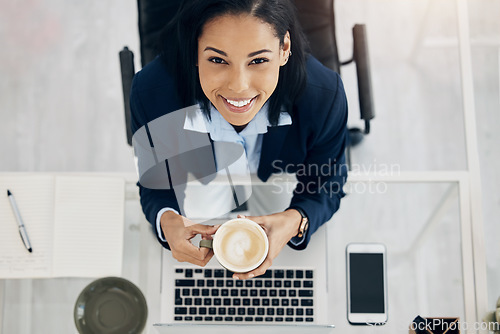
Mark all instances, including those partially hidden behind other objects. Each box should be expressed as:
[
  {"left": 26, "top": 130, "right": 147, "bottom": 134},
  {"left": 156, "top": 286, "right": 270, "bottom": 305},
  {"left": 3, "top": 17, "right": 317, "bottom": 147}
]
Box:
[{"left": 225, "top": 98, "right": 252, "bottom": 107}]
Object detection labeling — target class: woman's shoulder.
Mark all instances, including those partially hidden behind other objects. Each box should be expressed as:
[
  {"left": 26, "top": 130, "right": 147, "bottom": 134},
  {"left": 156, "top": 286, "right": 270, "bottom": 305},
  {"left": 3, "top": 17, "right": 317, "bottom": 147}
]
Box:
[
  {"left": 303, "top": 55, "right": 343, "bottom": 96},
  {"left": 132, "top": 56, "right": 176, "bottom": 92}
]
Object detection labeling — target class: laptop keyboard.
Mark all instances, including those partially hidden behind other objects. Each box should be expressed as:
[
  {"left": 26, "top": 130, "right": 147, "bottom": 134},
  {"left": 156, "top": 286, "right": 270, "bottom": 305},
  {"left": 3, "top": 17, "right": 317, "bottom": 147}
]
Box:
[{"left": 173, "top": 268, "right": 315, "bottom": 323}]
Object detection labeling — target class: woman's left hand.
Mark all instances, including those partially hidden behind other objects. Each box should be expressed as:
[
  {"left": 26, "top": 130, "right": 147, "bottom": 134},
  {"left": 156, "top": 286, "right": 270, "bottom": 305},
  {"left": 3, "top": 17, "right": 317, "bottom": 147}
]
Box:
[{"left": 232, "top": 209, "right": 302, "bottom": 280}]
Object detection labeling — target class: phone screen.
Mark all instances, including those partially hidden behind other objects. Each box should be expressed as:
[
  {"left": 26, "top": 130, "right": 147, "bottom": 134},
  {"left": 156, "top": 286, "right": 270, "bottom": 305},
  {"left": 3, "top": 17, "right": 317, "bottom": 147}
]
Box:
[{"left": 349, "top": 253, "right": 385, "bottom": 314}]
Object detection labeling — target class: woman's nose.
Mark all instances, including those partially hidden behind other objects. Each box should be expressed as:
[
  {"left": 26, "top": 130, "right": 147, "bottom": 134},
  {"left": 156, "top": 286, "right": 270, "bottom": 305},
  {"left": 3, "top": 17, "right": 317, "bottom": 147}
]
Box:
[{"left": 227, "top": 67, "right": 250, "bottom": 93}]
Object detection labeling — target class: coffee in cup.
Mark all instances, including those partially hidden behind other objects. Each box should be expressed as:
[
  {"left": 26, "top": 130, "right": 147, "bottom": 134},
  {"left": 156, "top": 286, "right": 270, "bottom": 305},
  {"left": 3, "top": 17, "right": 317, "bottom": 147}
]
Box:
[{"left": 200, "top": 218, "right": 268, "bottom": 273}]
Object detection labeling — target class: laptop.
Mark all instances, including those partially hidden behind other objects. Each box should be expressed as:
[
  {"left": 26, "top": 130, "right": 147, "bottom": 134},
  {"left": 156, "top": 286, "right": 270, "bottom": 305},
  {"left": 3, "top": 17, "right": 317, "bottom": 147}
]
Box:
[{"left": 154, "top": 220, "right": 334, "bottom": 334}]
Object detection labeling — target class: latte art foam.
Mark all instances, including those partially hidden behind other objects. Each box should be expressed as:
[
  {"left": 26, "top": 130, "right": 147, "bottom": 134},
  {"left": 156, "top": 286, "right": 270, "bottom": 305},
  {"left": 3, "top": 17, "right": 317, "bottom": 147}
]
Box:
[{"left": 215, "top": 220, "right": 267, "bottom": 272}]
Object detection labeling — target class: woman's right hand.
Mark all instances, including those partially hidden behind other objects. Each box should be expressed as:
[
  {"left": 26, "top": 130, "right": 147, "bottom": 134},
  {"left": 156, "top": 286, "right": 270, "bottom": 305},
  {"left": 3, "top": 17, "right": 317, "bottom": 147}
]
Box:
[{"left": 160, "top": 211, "right": 219, "bottom": 266}]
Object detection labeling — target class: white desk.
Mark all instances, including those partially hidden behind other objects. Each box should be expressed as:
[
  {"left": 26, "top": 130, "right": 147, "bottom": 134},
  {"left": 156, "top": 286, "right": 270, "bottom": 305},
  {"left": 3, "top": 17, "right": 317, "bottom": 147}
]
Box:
[{"left": 0, "top": 172, "right": 487, "bottom": 333}]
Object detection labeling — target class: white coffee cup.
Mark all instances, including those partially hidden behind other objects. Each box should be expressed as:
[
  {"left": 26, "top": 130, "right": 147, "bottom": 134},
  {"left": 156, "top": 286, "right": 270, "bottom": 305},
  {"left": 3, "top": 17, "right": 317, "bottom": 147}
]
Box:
[{"left": 199, "top": 218, "right": 269, "bottom": 273}]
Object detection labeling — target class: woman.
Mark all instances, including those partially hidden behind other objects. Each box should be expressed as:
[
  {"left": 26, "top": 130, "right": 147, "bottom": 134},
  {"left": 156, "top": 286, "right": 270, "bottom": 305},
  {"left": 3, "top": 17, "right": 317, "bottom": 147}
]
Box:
[{"left": 131, "top": 0, "right": 348, "bottom": 280}]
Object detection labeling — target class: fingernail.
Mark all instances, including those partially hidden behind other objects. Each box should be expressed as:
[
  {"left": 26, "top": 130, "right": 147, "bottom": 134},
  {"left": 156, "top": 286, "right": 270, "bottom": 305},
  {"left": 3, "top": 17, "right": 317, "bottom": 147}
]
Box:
[
  {"left": 248, "top": 273, "right": 255, "bottom": 278},
  {"left": 233, "top": 275, "right": 239, "bottom": 280}
]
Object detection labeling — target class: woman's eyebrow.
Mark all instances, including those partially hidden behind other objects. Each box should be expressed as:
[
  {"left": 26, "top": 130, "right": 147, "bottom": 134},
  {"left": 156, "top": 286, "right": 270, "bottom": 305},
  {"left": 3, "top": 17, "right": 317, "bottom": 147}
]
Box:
[{"left": 204, "top": 47, "right": 272, "bottom": 58}]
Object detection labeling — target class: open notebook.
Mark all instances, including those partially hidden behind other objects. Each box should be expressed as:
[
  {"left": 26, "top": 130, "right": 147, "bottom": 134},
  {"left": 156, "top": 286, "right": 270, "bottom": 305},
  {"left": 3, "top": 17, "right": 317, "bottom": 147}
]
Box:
[{"left": 0, "top": 174, "right": 125, "bottom": 278}]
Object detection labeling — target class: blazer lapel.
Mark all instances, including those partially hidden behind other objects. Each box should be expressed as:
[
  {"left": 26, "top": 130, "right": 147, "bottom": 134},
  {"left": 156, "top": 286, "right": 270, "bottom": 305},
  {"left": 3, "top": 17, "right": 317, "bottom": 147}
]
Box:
[{"left": 258, "top": 125, "right": 291, "bottom": 182}]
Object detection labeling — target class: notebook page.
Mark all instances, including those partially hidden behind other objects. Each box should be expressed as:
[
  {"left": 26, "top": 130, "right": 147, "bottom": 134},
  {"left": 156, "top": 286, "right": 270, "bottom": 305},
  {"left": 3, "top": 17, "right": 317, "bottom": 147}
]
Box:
[
  {"left": 52, "top": 176, "right": 125, "bottom": 277},
  {"left": 0, "top": 175, "right": 55, "bottom": 278}
]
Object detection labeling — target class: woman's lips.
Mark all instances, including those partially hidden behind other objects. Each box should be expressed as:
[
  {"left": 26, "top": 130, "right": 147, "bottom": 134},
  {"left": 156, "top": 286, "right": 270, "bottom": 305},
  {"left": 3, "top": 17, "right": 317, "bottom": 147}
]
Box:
[{"left": 221, "top": 96, "right": 257, "bottom": 114}]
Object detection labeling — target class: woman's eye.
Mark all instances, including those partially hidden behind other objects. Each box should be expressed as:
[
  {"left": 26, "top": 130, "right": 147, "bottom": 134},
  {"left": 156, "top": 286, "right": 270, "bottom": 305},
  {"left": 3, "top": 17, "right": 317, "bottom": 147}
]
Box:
[
  {"left": 209, "top": 57, "right": 227, "bottom": 64},
  {"left": 250, "top": 58, "right": 269, "bottom": 65}
]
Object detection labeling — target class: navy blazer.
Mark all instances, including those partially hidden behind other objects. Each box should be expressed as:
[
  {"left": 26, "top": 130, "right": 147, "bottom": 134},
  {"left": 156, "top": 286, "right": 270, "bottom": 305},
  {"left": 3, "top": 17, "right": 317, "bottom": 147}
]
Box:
[{"left": 131, "top": 55, "right": 348, "bottom": 250}]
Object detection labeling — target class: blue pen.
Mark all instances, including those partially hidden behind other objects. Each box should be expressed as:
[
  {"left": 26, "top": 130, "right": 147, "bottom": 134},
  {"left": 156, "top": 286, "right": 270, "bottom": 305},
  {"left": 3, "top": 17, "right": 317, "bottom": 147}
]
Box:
[{"left": 7, "top": 190, "right": 33, "bottom": 253}]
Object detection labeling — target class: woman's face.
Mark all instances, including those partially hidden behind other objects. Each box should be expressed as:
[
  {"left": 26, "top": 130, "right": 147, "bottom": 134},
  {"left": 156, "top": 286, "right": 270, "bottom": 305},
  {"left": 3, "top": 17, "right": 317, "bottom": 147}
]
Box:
[{"left": 198, "top": 14, "right": 291, "bottom": 126}]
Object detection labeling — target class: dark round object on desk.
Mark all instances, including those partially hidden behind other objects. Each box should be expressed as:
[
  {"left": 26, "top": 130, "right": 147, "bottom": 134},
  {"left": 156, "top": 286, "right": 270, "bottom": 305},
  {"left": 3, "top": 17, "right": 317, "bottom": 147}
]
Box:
[{"left": 74, "top": 277, "right": 148, "bottom": 334}]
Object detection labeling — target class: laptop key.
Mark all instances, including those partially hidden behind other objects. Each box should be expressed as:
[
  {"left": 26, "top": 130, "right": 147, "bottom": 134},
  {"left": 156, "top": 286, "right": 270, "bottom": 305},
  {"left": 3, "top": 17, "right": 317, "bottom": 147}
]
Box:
[
  {"left": 209, "top": 307, "right": 217, "bottom": 315},
  {"left": 204, "top": 269, "right": 212, "bottom": 278},
  {"left": 211, "top": 290, "right": 219, "bottom": 297},
  {"left": 274, "top": 270, "right": 284, "bottom": 278},
  {"left": 303, "top": 280, "right": 313, "bottom": 288},
  {"left": 284, "top": 281, "right": 292, "bottom": 288},
  {"left": 185, "top": 269, "right": 193, "bottom": 277},
  {"left": 195, "top": 316, "right": 203, "bottom": 321},
  {"left": 252, "top": 299, "right": 260, "bottom": 306},
  {"left": 265, "top": 317, "right": 273, "bottom": 322},
  {"left": 248, "top": 308, "right": 255, "bottom": 315},
  {"left": 176, "top": 280, "right": 195, "bottom": 287},
  {"left": 261, "top": 270, "right": 272, "bottom": 278},
  {"left": 228, "top": 307, "right": 236, "bottom": 315},
  {"left": 195, "top": 269, "right": 203, "bottom": 274},
  {"left": 175, "top": 298, "right": 183, "bottom": 305},
  {"left": 306, "top": 308, "right": 314, "bottom": 316},
  {"left": 274, "top": 281, "right": 282, "bottom": 288},
  {"left": 214, "top": 298, "right": 222, "bottom": 306},
  {"left": 306, "top": 317, "right": 314, "bottom": 322},
  {"left": 182, "top": 288, "right": 190, "bottom": 296},
  {"left": 238, "top": 307, "right": 245, "bottom": 315},
  {"left": 281, "top": 299, "right": 289, "bottom": 306},
  {"left": 245, "top": 317, "right": 254, "bottom": 322},
  {"left": 199, "top": 307, "right": 207, "bottom": 315},
  {"left": 255, "top": 281, "right": 263, "bottom": 288},
  {"left": 185, "top": 298, "right": 192, "bottom": 305},
  {"left": 279, "top": 289, "right": 287, "bottom": 297},
  {"left": 272, "top": 299, "right": 279, "bottom": 306},
  {"left": 225, "top": 316, "right": 234, "bottom": 321},
  {"left": 285, "top": 317, "right": 293, "bottom": 322},
  {"left": 226, "top": 280, "right": 234, "bottom": 287},
  {"left": 214, "top": 316, "right": 222, "bottom": 322},
  {"left": 296, "top": 317, "right": 304, "bottom": 322},
  {"left": 250, "top": 289, "right": 258, "bottom": 297},
  {"left": 270, "top": 289, "right": 277, "bottom": 297},
  {"left": 255, "top": 317, "right": 263, "bottom": 322},
  {"left": 275, "top": 317, "right": 283, "bottom": 322},
  {"left": 189, "top": 307, "right": 197, "bottom": 315},
  {"left": 226, "top": 270, "right": 234, "bottom": 278},
  {"left": 223, "top": 298, "right": 231, "bottom": 306},
  {"left": 286, "top": 308, "right": 294, "bottom": 316},
  {"left": 192, "top": 289, "right": 200, "bottom": 296},
  {"left": 207, "top": 280, "right": 215, "bottom": 287},
  {"left": 286, "top": 270, "right": 294, "bottom": 278},
  {"left": 218, "top": 307, "right": 226, "bottom": 315},
  {"left": 299, "top": 290, "right": 313, "bottom": 297},
  {"left": 216, "top": 280, "right": 224, "bottom": 287},
  {"left": 291, "top": 299, "right": 299, "bottom": 307},
  {"left": 221, "top": 289, "right": 229, "bottom": 296},
  {"left": 265, "top": 280, "right": 272, "bottom": 287},
  {"left": 194, "top": 298, "right": 202, "bottom": 305},
  {"left": 175, "top": 269, "right": 183, "bottom": 274},
  {"left": 301, "top": 299, "right": 313, "bottom": 307},
  {"left": 205, "top": 316, "right": 213, "bottom": 321},
  {"left": 175, "top": 289, "right": 181, "bottom": 298},
  {"left": 245, "top": 280, "right": 253, "bottom": 287},
  {"left": 236, "top": 280, "right": 243, "bottom": 287},
  {"left": 257, "top": 308, "right": 265, "bottom": 315},
  {"left": 240, "top": 289, "right": 248, "bottom": 296},
  {"left": 289, "top": 290, "right": 296, "bottom": 297},
  {"left": 197, "top": 280, "right": 205, "bottom": 287},
  {"left": 175, "top": 307, "right": 187, "bottom": 315},
  {"left": 233, "top": 299, "right": 241, "bottom": 306},
  {"left": 306, "top": 270, "right": 313, "bottom": 279},
  {"left": 243, "top": 298, "right": 251, "bottom": 306},
  {"left": 231, "top": 289, "right": 238, "bottom": 296},
  {"left": 293, "top": 281, "right": 301, "bottom": 288},
  {"left": 203, "top": 299, "right": 211, "bottom": 306},
  {"left": 296, "top": 309, "right": 304, "bottom": 316},
  {"left": 277, "top": 308, "right": 284, "bottom": 316},
  {"left": 235, "top": 317, "right": 243, "bottom": 321},
  {"left": 262, "top": 298, "right": 270, "bottom": 306},
  {"left": 202, "top": 289, "right": 209, "bottom": 296},
  {"left": 295, "top": 270, "right": 304, "bottom": 278},
  {"left": 267, "top": 308, "right": 275, "bottom": 316},
  {"left": 184, "top": 316, "right": 193, "bottom": 321},
  {"left": 214, "top": 269, "right": 224, "bottom": 277}
]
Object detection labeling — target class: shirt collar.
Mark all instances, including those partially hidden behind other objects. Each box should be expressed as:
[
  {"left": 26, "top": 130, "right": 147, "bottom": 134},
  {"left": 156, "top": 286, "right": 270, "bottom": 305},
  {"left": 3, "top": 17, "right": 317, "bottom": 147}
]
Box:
[{"left": 183, "top": 102, "right": 292, "bottom": 137}]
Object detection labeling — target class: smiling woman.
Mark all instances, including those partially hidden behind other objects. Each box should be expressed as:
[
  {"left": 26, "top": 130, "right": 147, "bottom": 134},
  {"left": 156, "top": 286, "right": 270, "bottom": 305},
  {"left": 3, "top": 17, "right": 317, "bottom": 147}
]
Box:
[{"left": 130, "top": 0, "right": 349, "bottom": 280}]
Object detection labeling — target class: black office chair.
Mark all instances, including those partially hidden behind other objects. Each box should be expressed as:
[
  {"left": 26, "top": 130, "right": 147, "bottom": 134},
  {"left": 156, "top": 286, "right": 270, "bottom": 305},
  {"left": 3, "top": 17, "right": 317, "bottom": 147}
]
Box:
[{"left": 120, "top": 0, "right": 375, "bottom": 167}]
